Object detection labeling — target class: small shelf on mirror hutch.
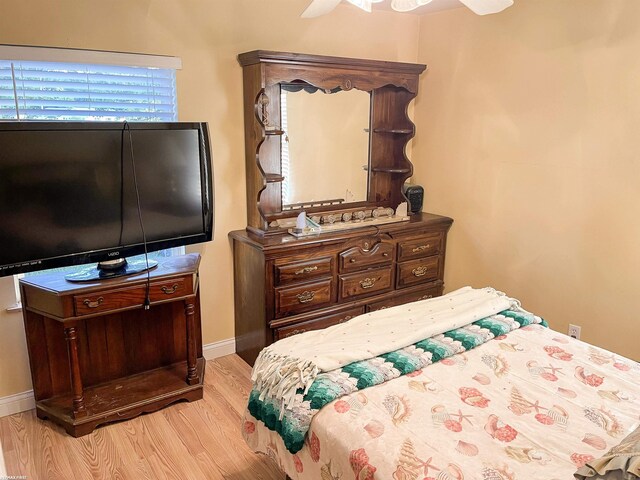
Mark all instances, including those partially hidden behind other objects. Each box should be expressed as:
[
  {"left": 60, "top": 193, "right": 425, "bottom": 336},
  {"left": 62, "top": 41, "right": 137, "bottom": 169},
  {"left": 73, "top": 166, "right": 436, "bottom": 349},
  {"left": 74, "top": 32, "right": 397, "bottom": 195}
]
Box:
[{"left": 373, "top": 128, "right": 414, "bottom": 134}]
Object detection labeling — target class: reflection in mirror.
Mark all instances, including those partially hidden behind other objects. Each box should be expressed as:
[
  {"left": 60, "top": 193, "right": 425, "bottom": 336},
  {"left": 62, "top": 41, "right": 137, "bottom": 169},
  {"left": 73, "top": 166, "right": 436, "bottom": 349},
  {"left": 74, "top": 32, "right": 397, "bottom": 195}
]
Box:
[{"left": 281, "top": 85, "right": 370, "bottom": 208}]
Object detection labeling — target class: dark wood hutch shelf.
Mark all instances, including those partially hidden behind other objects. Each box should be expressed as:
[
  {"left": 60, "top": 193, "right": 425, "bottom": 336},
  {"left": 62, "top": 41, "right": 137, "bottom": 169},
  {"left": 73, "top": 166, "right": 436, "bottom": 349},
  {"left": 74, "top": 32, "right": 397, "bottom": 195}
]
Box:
[
  {"left": 370, "top": 167, "right": 412, "bottom": 174},
  {"left": 373, "top": 128, "right": 414, "bottom": 134},
  {"left": 237, "top": 50, "right": 426, "bottom": 235},
  {"left": 19, "top": 254, "right": 205, "bottom": 436}
]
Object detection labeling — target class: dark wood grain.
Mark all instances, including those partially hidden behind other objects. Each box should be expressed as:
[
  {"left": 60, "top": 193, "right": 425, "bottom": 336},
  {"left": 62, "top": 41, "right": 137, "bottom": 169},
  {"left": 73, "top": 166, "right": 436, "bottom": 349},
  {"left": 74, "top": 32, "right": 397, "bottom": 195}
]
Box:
[
  {"left": 231, "top": 215, "right": 453, "bottom": 366},
  {"left": 237, "top": 50, "right": 426, "bottom": 234},
  {"left": 339, "top": 240, "right": 394, "bottom": 273},
  {"left": 274, "top": 256, "right": 334, "bottom": 286},
  {"left": 397, "top": 233, "right": 442, "bottom": 262},
  {"left": 19, "top": 254, "right": 205, "bottom": 437},
  {"left": 338, "top": 266, "right": 393, "bottom": 300},
  {"left": 275, "top": 279, "right": 333, "bottom": 317},
  {"left": 396, "top": 256, "right": 440, "bottom": 289}
]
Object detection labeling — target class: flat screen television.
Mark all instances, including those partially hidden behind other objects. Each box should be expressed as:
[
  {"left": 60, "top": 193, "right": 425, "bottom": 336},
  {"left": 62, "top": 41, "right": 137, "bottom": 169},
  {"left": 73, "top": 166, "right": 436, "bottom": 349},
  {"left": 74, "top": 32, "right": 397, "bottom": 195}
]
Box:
[{"left": 0, "top": 121, "right": 214, "bottom": 280}]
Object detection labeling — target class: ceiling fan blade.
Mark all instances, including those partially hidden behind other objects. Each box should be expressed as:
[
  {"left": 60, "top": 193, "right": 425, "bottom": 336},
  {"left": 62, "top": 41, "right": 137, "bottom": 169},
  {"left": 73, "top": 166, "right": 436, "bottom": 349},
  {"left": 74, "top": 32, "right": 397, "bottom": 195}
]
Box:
[
  {"left": 301, "top": 0, "right": 343, "bottom": 18},
  {"left": 458, "top": 0, "right": 514, "bottom": 15}
]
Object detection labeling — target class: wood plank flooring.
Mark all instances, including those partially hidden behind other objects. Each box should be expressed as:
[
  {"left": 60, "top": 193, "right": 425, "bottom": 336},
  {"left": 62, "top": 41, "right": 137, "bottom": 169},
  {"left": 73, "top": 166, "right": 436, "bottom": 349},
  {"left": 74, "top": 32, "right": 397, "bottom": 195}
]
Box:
[{"left": 0, "top": 355, "right": 285, "bottom": 480}]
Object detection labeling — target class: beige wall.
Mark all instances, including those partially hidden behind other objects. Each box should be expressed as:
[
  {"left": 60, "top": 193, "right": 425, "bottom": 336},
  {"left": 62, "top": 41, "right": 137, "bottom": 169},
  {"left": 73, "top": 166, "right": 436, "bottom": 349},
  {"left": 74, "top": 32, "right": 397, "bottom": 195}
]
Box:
[
  {"left": 413, "top": 0, "right": 640, "bottom": 360},
  {"left": 0, "top": 0, "right": 420, "bottom": 398}
]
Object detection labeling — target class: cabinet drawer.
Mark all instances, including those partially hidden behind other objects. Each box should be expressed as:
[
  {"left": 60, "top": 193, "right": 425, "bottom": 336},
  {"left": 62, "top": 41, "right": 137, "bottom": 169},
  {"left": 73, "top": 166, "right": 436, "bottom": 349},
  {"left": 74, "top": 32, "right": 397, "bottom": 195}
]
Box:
[
  {"left": 397, "top": 233, "right": 442, "bottom": 262},
  {"left": 274, "top": 257, "right": 333, "bottom": 286},
  {"left": 396, "top": 256, "right": 440, "bottom": 289},
  {"left": 275, "top": 279, "right": 333, "bottom": 318},
  {"left": 339, "top": 241, "right": 394, "bottom": 273},
  {"left": 339, "top": 266, "right": 393, "bottom": 300},
  {"left": 367, "top": 284, "right": 443, "bottom": 312},
  {"left": 274, "top": 307, "right": 364, "bottom": 340},
  {"left": 74, "top": 277, "right": 189, "bottom": 316}
]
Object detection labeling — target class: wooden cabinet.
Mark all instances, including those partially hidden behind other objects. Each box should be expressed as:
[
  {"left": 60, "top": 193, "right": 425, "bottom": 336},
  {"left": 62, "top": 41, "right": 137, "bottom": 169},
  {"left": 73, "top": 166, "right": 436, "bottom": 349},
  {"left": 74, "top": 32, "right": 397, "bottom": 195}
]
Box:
[
  {"left": 19, "top": 254, "right": 205, "bottom": 437},
  {"left": 230, "top": 213, "right": 453, "bottom": 366}
]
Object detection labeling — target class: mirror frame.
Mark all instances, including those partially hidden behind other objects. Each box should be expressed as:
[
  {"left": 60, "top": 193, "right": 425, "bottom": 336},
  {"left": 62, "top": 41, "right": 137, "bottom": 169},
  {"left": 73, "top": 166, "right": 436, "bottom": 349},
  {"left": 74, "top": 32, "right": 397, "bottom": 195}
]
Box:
[{"left": 238, "top": 50, "right": 426, "bottom": 236}]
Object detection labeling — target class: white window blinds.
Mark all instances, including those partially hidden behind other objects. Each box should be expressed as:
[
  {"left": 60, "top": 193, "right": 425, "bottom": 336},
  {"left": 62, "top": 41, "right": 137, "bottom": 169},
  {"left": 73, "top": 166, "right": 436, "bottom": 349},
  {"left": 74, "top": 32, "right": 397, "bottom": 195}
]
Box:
[{"left": 0, "top": 60, "right": 177, "bottom": 122}]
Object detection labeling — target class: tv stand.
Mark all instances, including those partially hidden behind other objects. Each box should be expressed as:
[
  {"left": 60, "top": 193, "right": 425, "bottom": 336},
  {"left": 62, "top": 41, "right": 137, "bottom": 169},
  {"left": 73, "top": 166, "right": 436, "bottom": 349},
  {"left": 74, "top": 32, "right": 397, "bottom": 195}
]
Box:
[{"left": 19, "top": 253, "right": 204, "bottom": 437}]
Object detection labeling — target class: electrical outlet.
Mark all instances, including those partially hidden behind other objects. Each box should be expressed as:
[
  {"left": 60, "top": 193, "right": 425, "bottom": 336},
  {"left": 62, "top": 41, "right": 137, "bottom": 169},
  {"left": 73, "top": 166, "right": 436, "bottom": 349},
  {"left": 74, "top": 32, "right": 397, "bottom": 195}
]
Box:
[{"left": 568, "top": 324, "right": 581, "bottom": 340}]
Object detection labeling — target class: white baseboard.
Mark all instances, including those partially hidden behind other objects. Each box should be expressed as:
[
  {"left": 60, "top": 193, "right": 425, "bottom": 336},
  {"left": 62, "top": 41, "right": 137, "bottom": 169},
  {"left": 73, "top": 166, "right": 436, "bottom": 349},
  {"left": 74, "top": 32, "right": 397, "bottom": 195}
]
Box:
[
  {"left": 203, "top": 337, "right": 236, "bottom": 360},
  {"left": 0, "top": 337, "right": 236, "bottom": 419},
  {"left": 0, "top": 390, "right": 35, "bottom": 419}
]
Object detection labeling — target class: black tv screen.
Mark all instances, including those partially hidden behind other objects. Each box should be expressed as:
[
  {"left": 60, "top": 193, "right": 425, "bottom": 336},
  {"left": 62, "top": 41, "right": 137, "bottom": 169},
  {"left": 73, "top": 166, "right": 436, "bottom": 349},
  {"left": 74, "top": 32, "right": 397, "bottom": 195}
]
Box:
[{"left": 0, "top": 122, "right": 214, "bottom": 277}]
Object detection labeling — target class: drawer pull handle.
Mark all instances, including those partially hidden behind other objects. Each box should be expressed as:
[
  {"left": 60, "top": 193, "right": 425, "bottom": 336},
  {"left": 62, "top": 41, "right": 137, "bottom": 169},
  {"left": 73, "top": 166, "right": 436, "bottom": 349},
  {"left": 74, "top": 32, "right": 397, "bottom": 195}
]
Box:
[
  {"left": 161, "top": 284, "right": 179, "bottom": 294},
  {"left": 382, "top": 252, "right": 389, "bottom": 257},
  {"left": 285, "top": 329, "right": 306, "bottom": 338},
  {"left": 296, "top": 291, "right": 316, "bottom": 303},
  {"left": 295, "top": 266, "right": 318, "bottom": 275},
  {"left": 420, "top": 294, "right": 434, "bottom": 300},
  {"left": 412, "top": 266, "right": 429, "bottom": 277},
  {"left": 360, "top": 277, "right": 376, "bottom": 289},
  {"left": 339, "top": 315, "right": 353, "bottom": 324},
  {"left": 83, "top": 297, "right": 104, "bottom": 309},
  {"left": 350, "top": 258, "right": 356, "bottom": 263},
  {"left": 412, "top": 244, "right": 431, "bottom": 253}
]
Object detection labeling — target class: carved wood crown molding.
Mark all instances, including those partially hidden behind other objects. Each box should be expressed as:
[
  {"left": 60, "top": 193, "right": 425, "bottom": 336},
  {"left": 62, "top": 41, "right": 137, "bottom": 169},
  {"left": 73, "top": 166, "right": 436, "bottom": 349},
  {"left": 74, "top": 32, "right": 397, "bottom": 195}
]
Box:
[
  {"left": 237, "top": 50, "right": 426, "bottom": 75},
  {"left": 238, "top": 51, "right": 426, "bottom": 95}
]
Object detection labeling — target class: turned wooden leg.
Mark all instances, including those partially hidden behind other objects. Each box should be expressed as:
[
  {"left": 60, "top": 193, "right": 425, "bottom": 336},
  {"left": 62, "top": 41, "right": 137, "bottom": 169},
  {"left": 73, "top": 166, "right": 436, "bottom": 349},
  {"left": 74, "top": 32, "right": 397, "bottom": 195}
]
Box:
[
  {"left": 185, "top": 301, "right": 199, "bottom": 385},
  {"left": 64, "top": 326, "right": 87, "bottom": 418}
]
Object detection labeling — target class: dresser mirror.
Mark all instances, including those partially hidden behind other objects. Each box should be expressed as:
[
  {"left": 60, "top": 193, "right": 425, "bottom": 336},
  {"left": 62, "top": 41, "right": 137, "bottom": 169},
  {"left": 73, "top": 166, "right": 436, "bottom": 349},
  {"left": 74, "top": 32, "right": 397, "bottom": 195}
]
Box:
[
  {"left": 281, "top": 85, "right": 370, "bottom": 209},
  {"left": 238, "top": 50, "right": 425, "bottom": 235}
]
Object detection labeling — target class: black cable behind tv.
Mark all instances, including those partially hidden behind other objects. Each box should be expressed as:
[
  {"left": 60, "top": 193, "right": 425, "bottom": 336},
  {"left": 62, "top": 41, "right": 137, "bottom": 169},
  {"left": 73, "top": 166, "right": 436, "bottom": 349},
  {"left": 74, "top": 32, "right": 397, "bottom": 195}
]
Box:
[{"left": 65, "top": 122, "right": 157, "bottom": 288}]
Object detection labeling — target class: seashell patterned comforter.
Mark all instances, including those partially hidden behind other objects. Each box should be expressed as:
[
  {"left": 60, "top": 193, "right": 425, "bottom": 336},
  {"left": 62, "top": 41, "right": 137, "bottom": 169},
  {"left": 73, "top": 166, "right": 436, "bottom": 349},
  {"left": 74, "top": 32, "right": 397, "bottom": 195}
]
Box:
[{"left": 243, "top": 323, "right": 640, "bottom": 480}]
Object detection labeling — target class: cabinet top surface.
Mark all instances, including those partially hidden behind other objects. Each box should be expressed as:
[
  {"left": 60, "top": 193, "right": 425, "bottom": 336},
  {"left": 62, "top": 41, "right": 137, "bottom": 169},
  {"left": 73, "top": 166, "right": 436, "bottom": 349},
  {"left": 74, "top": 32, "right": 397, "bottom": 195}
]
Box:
[
  {"left": 20, "top": 253, "right": 201, "bottom": 295},
  {"left": 229, "top": 212, "right": 453, "bottom": 250}
]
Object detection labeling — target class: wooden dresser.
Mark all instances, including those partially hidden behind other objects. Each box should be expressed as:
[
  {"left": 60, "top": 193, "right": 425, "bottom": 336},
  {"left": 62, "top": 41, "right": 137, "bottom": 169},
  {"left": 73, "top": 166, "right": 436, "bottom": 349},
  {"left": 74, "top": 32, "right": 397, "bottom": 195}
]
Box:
[
  {"left": 232, "top": 51, "right": 452, "bottom": 366},
  {"left": 230, "top": 213, "right": 452, "bottom": 365}
]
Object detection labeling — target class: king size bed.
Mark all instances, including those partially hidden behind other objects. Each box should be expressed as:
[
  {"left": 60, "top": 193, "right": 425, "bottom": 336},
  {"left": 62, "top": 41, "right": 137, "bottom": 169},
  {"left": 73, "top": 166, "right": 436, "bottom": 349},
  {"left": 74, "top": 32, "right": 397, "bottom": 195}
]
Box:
[{"left": 242, "top": 287, "right": 640, "bottom": 480}]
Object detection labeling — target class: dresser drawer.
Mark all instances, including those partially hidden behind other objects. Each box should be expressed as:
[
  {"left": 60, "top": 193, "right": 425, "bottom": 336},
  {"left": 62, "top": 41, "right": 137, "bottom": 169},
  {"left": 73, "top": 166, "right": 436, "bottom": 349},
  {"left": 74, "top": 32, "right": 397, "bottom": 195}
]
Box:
[
  {"left": 396, "top": 256, "right": 440, "bottom": 289},
  {"left": 367, "top": 283, "right": 443, "bottom": 312},
  {"left": 339, "top": 241, "right": 394, "bottom": 273},
  {"left": 275, "top": 279, "right": 333, "bottom": 318},
  {"left": 74, "top": 277, "right": 189, "bottom": 316},
  {"left": 274, "top": 307, "right": 364, "bottom": 340},
  {"left": 274, "top": 257, "right": 333, "bottom": 286},
  {"left": 397, "top": 233, "right": 442, "bottom": 262},
  {"left": 339, "top": 266, "right": 393, "bottom": 300}
]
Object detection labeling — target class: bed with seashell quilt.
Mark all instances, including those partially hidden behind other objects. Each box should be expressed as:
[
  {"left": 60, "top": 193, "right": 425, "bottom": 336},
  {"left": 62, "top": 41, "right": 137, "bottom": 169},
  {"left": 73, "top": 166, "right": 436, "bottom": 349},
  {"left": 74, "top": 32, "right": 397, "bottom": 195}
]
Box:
[{"left": 242, "top": 291, "right": 640, "bottom": 480}]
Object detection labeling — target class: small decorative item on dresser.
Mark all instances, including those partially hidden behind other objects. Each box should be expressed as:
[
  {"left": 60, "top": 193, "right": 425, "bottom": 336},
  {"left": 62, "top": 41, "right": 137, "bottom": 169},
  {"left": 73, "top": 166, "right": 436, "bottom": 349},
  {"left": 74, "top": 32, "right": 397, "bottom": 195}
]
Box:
[{"left": 403, "top": 183, "right": 424, "bottom": 214}]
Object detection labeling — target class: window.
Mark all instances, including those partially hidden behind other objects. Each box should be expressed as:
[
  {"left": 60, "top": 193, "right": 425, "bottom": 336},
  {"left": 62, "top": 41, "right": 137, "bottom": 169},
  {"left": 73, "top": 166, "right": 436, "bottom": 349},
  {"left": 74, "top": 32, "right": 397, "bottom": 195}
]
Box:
[
  {"left": 281, "top": 89, "right": 291, "bottom": 204},
  {"left": 0, "top": 60, "right": 177, "bottom": 121},
  {"left": 2, "top": 46, "right": 182, "bottom": 307}
]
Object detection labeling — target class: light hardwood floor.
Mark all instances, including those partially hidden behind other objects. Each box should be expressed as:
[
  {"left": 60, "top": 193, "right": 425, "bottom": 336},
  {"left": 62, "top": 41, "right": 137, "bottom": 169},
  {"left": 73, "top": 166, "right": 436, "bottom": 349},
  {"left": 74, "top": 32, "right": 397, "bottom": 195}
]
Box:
[{"left": 0, "top": 355, "right": 285, "bottom": 480}]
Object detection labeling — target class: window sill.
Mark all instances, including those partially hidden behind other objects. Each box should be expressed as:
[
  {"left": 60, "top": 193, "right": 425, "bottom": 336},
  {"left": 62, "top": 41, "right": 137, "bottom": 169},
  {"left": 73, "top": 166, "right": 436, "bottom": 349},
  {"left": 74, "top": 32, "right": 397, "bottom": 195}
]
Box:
[{"left": 5, "top": 302, "right": 22, "bottom": 313}]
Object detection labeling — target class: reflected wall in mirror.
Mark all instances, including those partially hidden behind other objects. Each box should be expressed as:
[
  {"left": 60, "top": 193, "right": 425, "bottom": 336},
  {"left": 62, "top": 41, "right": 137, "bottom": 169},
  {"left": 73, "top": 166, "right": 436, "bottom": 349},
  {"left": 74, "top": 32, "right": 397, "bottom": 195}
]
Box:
[{"left": 281, "top": 85, "right": 370, "bottom": 208}]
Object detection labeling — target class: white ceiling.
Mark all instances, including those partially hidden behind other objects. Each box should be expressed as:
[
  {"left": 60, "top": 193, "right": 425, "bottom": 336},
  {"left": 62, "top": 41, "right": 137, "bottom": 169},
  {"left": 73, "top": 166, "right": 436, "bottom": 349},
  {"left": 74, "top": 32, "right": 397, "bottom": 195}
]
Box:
[{"left": 367, "top": 0, "right": 465, "bottom": 15}]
